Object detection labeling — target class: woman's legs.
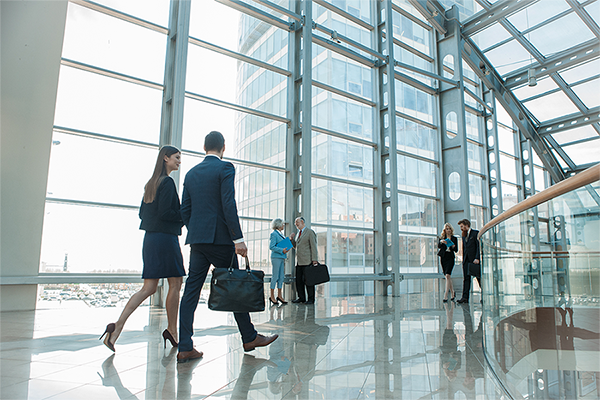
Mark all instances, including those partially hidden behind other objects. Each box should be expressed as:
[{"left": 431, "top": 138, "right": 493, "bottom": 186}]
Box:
[
  {"left": 165, "top": 277, "right": 183, "bottom": 337},
  {"left": 112, "top": 279, "right": 159, "bottom": 345},
  {"left": 270, "top": 258, "right": 283, "bottom": 302}
]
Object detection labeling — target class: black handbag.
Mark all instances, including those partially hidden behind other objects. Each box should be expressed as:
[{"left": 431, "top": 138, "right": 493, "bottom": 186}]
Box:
[
  {"left": 468, "top": 262, "right": 481, "bottom": 277},
  {"left": 303, "top": 263, "right": 330, "bottom": 286},
  {"left": 208, "top": 255, "right": 265, "bottom": 313}
]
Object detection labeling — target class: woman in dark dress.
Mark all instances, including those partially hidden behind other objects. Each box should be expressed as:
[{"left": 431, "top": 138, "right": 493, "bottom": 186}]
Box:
[
  {"left": 100, "top": 146, "right": 185, "bottom": 352},
  {"left": 439, "top": 222, "right": 458, "bottom": 302}
]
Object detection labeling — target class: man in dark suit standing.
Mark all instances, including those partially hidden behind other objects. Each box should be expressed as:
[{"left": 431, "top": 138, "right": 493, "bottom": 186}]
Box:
[
  {"left": 177, "top": 131, "right": 277, "bottom": 362},
  {"left": 457, "top": 218, "right": 481, "bottom": 304}
]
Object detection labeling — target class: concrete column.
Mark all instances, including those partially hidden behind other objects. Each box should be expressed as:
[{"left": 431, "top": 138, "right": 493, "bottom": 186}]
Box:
[{"left": 1, "top": 0, "right": 68, "bottom": 311}]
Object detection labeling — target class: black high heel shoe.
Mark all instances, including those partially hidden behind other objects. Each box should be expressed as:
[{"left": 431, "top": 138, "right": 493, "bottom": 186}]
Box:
[
  {"left": 277, "top": 297, "right": 288, "bottom": 305},
  {"left": 100, "top": 323, "right": 116, "bottom": 352},
  {"left": 162, "top": 329, "right": 178, "bottom": 348},
  {"left": 451, "top": 292, "right": 456, "bottom": 302},
  {"left": 443, "top": 298, "right": 448, "bottom": 303},
  {"left": 269, "top": 297, "right": 278, "bottom": 306}
]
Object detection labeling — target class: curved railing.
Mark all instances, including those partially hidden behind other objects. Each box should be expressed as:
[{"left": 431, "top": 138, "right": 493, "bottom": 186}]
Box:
[{"left": 478, "top": 164, "right": 600, "bottom": 399}]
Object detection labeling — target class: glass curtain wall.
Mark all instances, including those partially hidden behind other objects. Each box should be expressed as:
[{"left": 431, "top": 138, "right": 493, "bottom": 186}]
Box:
[
  {"left": 41, "top": 0, "right": 170, "bottom": 274},
  {"left": 40, "top": 0, "right": 555, "bottom": 290}
]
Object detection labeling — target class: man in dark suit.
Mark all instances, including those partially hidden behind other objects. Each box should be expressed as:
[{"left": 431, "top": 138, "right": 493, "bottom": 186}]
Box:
[
  {"left": 457, "top": 218, "right": 481, "bottom": 304},
  {"left": 177, "top": 131, "right": 277, "bottom": 362}
]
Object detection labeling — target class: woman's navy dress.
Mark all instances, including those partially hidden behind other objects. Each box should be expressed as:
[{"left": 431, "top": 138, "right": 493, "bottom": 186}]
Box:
[
  {"left": 139, "top": 177, "right": 185, "bottom": 279},
  {"left": 438, "top": 235, "right": 458, "bottom": 275}
]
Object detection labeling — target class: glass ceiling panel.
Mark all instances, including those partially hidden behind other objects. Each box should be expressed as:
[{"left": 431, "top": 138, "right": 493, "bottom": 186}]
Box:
[
  {"left": 484, "top": 40, "right": 531, "bottom": 75},
  {"left": 559, "top": 59, "right": 600, "bottom": 84},
  {"left": 472, "top": 23, "right": 512, "bottom": 50},
  {"left": 551, "top": 125, "right": 599, "bottom": 145},
  {"left": 585, "top": 2, "right": 600, "bottom": 26},
  {"left": 528, "top": 13, "right": 596, "bottom": 57},
  {"left": 512, "top": 76, "right": 560, "bottom": 101},
  {"left": 506, "top": 1, "right": 570, "bottom": 32},
  {"left": 571, "top": 78, "right": 600, "bottom": 108},
  {"left": 523, "top": 90, "right": 580, "bottom": 122},
  {"left": 562, "top": 139, "right": 600, "bottom": 165}
]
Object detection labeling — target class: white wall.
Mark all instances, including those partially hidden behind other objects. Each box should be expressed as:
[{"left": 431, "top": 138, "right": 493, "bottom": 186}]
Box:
[{"left": 1, "top": 1, "right": 68, "bottom": 311}]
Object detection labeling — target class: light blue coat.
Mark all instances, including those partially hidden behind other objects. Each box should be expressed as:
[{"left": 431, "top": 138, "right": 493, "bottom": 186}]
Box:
[{"left": 270, "top": 230, "right": 288, "bottom": 259}]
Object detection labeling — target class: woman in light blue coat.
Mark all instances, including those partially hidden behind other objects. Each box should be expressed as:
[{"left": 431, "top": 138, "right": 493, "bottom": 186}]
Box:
[{"left": 269, "top": 218, "right": 290, "bottom": 306}]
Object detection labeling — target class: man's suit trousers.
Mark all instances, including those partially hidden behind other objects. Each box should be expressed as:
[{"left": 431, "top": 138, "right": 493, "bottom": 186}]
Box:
[
  {"left": 295, "top": 264, "right": 315, "bottom": 303},
  {"left": 179, "top": 244, "right": 257, "bottom": 352}
]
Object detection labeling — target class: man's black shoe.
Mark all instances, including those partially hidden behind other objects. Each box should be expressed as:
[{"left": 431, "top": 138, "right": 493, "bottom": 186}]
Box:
[
  {"left": 304, "top": 300, "right": 314, "bottom": 304},
  {"left": 291, "top": 299, "right": 305, "bottom": 304},
  {"left": 457, "top": 298, "right": 469, "bottom": 304}
]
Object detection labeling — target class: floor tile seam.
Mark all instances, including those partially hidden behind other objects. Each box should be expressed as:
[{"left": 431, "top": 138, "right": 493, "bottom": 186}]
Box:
[
  {"left": 13, "top": 377, "right": 88, "bottom": 400},
  {"left": 0, "top": 376, "right": 30, "bottom": 389},
  {"left": 419, "top": 317, "right": 435, "bottom": 394},
  {"left": 354, "top": 363, "right": 376, "bottom": 400}
]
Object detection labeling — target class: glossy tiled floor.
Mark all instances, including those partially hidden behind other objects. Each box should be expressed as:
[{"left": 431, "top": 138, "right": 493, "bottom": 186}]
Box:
[{"left": 1, "top": 289, "right": 508, "bottom": 399}]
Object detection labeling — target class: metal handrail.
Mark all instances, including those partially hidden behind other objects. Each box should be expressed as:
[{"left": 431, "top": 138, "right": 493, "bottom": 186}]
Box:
[{"left": 478, "top": 163, "right": 600, "bottom": 240}]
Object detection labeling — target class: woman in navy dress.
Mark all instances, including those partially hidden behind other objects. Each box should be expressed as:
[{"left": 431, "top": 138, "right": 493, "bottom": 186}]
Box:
[
  {"left": 439, "top": 223, "right": 458, "bottom": 302},
  {"left": 100, "top": 146, "right": 186, "bottom": 351}
]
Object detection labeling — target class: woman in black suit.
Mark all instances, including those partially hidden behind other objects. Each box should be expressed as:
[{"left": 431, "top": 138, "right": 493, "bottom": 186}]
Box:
[
  {"left": 438, "top": 223, "right": 458, "bottom": 302},
  {"left": 100, "top": 146, "right": 185, "bottom": 352}
]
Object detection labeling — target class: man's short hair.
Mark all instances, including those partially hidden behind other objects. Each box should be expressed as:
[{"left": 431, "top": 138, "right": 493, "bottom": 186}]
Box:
[
  {"left": 205, "top": 131, "right": 225, "bottom": 152},
  {"left": 457, "top": 218, "right": 471, "bottom": 227},
  {"left": 296, "top": 216, "right": 305, "bottom": 222}
]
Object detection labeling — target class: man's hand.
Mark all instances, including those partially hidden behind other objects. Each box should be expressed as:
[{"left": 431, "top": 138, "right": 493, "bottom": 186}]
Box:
[
  {"left": 474, "top": 259, "right": 480, "bottom": 264},
  {"left": 312, "top": 261, "right": 318, "bottom": 266},
  {"left": 290, "top": 232, "right": 295, "bottom": 239},
  {"left": 235, "top": 242, "right": 248, "bottom": 257}
]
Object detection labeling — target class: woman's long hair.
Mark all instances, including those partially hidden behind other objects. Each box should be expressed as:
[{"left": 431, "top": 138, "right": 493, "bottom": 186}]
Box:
[
  {"left": 143, "top": 145, "right": 180, "bottom": 203},
  {"left": 440, "top": 222, "right": 454, "bottom": 239}
]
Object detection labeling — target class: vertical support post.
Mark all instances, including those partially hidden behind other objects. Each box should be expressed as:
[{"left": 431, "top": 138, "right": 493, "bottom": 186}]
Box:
[
  {"left": 300, "top": 0, "right": 313, "bottom": 225},
  {"left": 377, "top": 0, "right": 401, "bottom": 296},
  {"left": 371, "top": 0, "right": 384, "bottom": 295},
  {"left": 154, "top": 0, "right": 191, "bottom": 307},
  {"left": 483, "top": 90, "right": 503, "bottom": 219},
  {"left": 438, "top": 6, "right": 471, "bottom": 229},
  {"left": 286, "top": 3, "right": 301, "bottom": 295},
  {"left": 287, "top": 0, "right": 312, "bottom": 297},
  {"left": 160, "top": 0, "right": 191, "bottom": 186}
]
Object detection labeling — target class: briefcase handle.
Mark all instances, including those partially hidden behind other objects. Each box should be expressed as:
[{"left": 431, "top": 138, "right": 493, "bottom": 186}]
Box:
[{"left": 229, "top": 254, "right": 252, "bottom": 271}]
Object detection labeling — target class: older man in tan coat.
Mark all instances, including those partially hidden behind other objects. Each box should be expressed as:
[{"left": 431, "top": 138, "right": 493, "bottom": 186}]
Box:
[{"left": 290, "top": 217, "right": 319, "bottom": 304}]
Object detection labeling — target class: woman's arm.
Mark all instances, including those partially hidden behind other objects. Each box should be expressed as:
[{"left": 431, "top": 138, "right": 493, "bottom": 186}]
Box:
[
  {"left": 158, "top": 178, "right": 183, "bottom": 222},
  {"left": 269, "top": 232, "right": 285, "bottom": 254}
]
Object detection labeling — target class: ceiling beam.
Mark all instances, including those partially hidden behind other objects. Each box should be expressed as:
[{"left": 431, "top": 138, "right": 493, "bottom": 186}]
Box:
[
  {"left": 538, "top": 106, "right": 600, "bottom": 136},
  {"left": 462, "top": 0, "right": 539, "bottom": 37},
  {"left": 504, "top": 39, "right": 600, "bottom": 89}
]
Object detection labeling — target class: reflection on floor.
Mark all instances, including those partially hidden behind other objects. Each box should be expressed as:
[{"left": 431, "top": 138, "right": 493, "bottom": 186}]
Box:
[
  {"left": 494, "top": 306, "right": 600, "bottom": 398},
  {"left": 1, "top": 292, "right": 508, "bottom": 399}
]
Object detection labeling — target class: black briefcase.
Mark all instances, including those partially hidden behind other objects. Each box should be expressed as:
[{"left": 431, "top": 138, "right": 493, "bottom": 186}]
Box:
[
  {"left": 304, "top": 263, "right": 330, "bottom": 286},
  {"left": 468, "top": 262, "right": 481, "bottom": 277},
  {"left": 208, "top": 255, "right": 265, "bottom": 313}
]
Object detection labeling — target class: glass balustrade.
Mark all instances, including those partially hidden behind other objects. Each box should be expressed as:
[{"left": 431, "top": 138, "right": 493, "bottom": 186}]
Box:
[{"left": 480, "top": 165, "right": 600, "bottom": 399}]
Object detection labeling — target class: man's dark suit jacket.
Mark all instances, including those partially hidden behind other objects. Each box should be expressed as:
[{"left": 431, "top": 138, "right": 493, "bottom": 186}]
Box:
[
  {"left": 181, "top": 155, "right": 243, "bottom": 245},
  {"left": 462, "top": 229, "right": 480, "bottom": 265}
]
